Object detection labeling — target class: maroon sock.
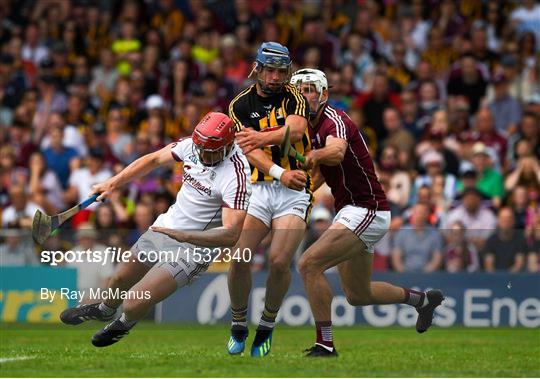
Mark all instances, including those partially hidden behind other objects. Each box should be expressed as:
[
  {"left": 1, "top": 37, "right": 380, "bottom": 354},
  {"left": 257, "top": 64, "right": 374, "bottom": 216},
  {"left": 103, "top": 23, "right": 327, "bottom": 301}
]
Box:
[
  {"left": 402, "top": 288, "right": 426, "bottom": 308},
  {"left": 316, "top": 321, "right": 334, "bottom": 349}
]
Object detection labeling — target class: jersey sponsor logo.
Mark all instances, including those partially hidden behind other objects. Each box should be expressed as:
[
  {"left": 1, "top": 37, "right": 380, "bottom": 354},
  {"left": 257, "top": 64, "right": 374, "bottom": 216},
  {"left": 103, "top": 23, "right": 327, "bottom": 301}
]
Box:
[
  {"left": 183, "top": 172, "right": 212, "bottom": 196},
  {"left": 341, "top": 217, "right": 351, "bottom": 223},
  {"left": 293, "top": 206, "right": 305, "bottom": 213}
]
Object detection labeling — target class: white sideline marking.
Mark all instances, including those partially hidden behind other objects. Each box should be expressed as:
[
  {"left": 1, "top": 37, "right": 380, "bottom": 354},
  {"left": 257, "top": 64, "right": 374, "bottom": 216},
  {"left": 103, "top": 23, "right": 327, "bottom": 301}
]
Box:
[{"left": 0, "top": 356, "right": 35, "bottom": 363}]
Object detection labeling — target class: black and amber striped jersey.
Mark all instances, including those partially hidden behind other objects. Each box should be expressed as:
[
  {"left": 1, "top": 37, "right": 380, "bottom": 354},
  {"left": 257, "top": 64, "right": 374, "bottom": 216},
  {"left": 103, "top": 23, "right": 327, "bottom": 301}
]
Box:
[{"left": 228, "top": 83, "right": 311, "bottom": 183}]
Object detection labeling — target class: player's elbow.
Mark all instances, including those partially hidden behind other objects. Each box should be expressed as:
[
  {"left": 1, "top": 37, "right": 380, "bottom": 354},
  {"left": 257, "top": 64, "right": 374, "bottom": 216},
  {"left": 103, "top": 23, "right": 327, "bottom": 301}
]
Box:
[
  {"left": 325, "top": 150, "right": 346, "bottom": 166},
  {"left": 289, "top": 129, "right": 304, "bottom": 143}
]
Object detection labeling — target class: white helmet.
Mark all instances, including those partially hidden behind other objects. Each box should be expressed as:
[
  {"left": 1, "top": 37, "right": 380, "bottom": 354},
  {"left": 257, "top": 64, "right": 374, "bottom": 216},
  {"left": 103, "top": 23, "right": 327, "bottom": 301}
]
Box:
[{"left": 290, "top": 68, "right": 328, "bottom": 115}]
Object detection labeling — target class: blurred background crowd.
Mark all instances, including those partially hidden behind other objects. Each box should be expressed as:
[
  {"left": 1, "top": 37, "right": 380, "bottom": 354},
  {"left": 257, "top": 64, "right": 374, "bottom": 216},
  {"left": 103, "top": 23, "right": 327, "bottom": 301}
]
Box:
[{"left": 0, "top": 0, "right": 539, "bottom": 286}]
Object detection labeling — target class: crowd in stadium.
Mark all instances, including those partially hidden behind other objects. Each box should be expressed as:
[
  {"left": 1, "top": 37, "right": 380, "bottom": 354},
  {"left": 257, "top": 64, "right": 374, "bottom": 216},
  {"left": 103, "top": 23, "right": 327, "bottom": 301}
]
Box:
[{"left": 0, "top": 0, "right": 539, "bottom": 276}]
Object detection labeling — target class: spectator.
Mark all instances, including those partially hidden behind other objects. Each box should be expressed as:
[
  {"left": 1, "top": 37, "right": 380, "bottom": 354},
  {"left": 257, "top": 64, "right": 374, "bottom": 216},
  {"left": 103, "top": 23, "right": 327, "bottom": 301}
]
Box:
[
  {"left": 41, "top": 126, "right": 79, "bottom": 188},
  {"left": 421, "top": 27, "right": 457, "bottom": 77},
  {"left": 508, "top": 186, "right": 537, "bottom": 230},
  {"left": 381, "top": 107, "right": 415, "bottom": 158},
  {"left": 510, "top": 0, "right": 540, "bottom": 52},
  {"left": 444, "top": 221, "right": 479, "bottom": 273},
  {"left": 0, "top": 229, "right": 37, "bottom": 266},
  {"left": 466, "top": 107, "right": 508, "bottom": 163},
  {"left": 468, "top": 142, "right": 505, "bottom": 202},
  {"left": 447, "top": 54, "right": 487, "bottom": 114},
  {"left": 21, "top": 22, "right": 48, "bottom": 67},
  {"left": 150, "top": 0, "right": 184, "bottom": 50},
  {"left": 487, "top": 73, "right": 522, "bottom": 135},
  {"left": 504, "top": 156, "right": 540, "bottom": 193},
  {"left": 105, "top": 107, "right": 134, "bottom": 164},
  {"left": 138, "top": 95, "right": 176, "bottom": 141},
  {"left": 444, "top": 187, "right": 497, "bottom": 250},
  {"left": 507, "top": 113, "right": 540, "bottom": 167},
  {"left": 391, "top": 203, "right": 443, "bottom": 273},
  {"left": 414, "top": 149, "right": 458, "bottom": 204},
  {"left": 354, "top": 73, "right": 401, "bottom": 142},
  {"left": 90, "top": 47, "right": 119, "bottom": 104},
  {"left": 2, "top": 185, "right": 42, "bottom": 229},
  {"left": 417, "top": 80, "right": 442, "bottom": 120},
  {"left": 481, "top": 207, "right": 526, "bottom": 273},
  {"left": 469, "top": 21, "right": 499, "bottom": 71},
  {"left": 378, "top": 145, "right": 411, "bottom": 211},
  {"left": 40, "top": 112, "right": 87, "bottom": 157},
  {"left": 340, "top": 33, "right": 374, "bottom": 91},
  {"left": 400, "top": 90, "right": 425, "bottom": 138},
  {"left": 28, "top": 151, "right": 64, "bottom": 214},
  {"left": 64, "top": 148, "right": 112, "bottom": 210}
]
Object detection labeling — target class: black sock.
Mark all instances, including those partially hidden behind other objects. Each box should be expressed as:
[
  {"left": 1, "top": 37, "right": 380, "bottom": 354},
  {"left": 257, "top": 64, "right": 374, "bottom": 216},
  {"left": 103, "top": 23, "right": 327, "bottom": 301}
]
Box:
[{"left": 231, "top": 306, "right": 248, "bottom": 340}]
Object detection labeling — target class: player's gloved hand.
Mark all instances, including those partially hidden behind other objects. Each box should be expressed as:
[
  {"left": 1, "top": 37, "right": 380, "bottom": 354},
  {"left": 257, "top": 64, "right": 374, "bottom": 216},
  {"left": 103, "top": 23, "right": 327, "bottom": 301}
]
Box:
[
  {"left": 91, "top": 180, "right": 116, "bottom": 202},
  {"left": 280, "top": 169, "right": 307, "bottom": 191},
  {"left": 236, "top": 128, "right": 266, "bottom": 154}
]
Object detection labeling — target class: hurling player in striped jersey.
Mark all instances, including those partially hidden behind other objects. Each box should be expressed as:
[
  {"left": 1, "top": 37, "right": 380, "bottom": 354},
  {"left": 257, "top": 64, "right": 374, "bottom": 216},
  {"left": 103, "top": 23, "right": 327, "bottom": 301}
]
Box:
[
  {"left": 290, "top": 69, "right": 444, "bottom": 357},
  {"left": 59, "top": 112, "right": 251, "bottom": 347}
]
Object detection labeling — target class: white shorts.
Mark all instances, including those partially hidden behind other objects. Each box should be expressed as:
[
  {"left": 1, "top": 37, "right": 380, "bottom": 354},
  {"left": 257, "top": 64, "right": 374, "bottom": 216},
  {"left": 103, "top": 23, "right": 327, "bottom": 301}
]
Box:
[
  {"left": 132, "top": 230, "right": 215, "bottom": 288},
  {"left": 333, "top": 205, "right": 391, "bottom": 253},
  {"left": 247, "top": 181, "right": 313, "bottom": 227}
]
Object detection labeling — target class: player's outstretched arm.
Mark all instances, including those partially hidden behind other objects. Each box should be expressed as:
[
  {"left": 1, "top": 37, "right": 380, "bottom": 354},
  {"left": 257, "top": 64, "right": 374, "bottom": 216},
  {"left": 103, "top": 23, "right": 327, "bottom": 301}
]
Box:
[
  {"left": 236, "top": 115, "right": 307, "bottom": 153},
  {"left": 91, "top": 144, "right": 177, "bottom": 201},
  {"left": 246, "top": 149, "right": 306, "bottom": 191},
  {"left": 151, "top": 208, "right": 247, "bottom": 247}
]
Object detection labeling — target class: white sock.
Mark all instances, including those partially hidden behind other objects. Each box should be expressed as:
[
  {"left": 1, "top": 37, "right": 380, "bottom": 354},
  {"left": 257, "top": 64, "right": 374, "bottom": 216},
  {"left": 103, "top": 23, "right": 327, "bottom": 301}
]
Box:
[
  {"left": 119, "top": 313, "right": 137, "bottom": 328},
  {"left": 420, "top": 294, "right": 429, "bottom": 308},
  {"left": 98, "top": 302, "right": 116, "bottom": 316}
]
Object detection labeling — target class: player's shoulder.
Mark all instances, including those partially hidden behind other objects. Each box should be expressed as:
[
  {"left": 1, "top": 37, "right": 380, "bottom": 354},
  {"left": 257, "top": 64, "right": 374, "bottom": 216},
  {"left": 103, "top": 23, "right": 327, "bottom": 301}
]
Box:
[
  {"left": 283, "top": 83, "right": 306, "bottom": 100},
  {"left": 218, "top": 146, "right": 249, "bottom": 183},
  {"left": 230, "top": 85, "right": 255, "bottom": 108},
  {"left": 172, "top": 136, "right": 193, "bottom": 148},
  {"left": 320, "top": 105, "right": 357, "bottom": 138}
]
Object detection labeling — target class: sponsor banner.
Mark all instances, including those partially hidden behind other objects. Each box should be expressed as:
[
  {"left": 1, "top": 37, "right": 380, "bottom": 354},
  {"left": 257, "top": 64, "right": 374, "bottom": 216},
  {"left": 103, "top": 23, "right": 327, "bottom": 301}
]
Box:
[
  {"left": 161, "top": 272, "right": 540, "bottom": 327},
  {"left": 0, "top": 267, "right": 77, "bottom": 322}
]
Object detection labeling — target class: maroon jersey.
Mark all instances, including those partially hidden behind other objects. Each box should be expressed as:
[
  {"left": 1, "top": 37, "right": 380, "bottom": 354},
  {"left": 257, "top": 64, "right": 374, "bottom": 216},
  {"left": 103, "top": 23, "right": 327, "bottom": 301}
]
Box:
[{"left": 310, "top": 105, "right": 390, "bottom": 212}]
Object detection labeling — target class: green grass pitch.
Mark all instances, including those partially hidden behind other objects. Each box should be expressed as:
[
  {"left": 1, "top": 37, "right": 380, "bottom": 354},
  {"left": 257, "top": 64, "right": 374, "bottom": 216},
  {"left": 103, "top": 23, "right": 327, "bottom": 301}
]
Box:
[{"left": 1, "top": 323, "right": 539, "bottom": 377}]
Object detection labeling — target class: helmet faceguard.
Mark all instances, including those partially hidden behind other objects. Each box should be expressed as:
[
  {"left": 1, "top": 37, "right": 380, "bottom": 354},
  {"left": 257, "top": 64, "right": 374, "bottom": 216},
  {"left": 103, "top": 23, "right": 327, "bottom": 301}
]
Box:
[
  {"left": 290, "top": 68, "right": 329, "bottom": 117},
  {"left": 192, "top": 112, "right": 235, "bottom": 166},
  {"left": 253, "top": 42, "right": 292, "bottom": 95}
]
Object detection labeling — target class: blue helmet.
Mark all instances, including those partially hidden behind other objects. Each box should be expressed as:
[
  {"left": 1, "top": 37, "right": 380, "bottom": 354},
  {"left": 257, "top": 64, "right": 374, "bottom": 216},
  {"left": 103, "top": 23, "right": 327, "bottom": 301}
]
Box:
[
  {"left": 255, "top": 42, "right": 291, "bottom": 70},
  {"left": 254, "top": 42, "right": 292, "bottom": 94}
]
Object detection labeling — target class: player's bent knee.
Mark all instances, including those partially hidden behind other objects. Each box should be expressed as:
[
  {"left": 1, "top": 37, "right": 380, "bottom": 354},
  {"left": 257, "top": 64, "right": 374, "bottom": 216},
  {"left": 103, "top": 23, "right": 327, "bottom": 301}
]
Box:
[
  {"left": 298, "top": 253, "right": 324, "bottom": 278},
  {"left": 344, "top": 290, "right": 373, "bottom": 306},
  {"left": 268, "top": 256, "right": 290, "bottom": 275},
  {"left": 108, "top": 272, "right": 129, "bottom": 290}
]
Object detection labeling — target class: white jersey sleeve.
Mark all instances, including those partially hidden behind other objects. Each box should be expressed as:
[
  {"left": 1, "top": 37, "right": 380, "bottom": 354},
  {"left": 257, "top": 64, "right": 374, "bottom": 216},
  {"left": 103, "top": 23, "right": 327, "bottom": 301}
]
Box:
[
  {"left": 220, "top": 151, "right": 251, "bottom": 210},
  {"left": 170, "top": 137, "right": 192, "bottom": 162}
]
